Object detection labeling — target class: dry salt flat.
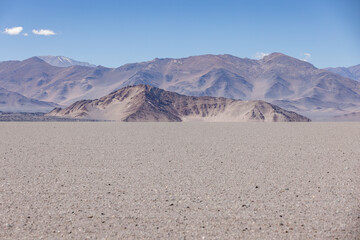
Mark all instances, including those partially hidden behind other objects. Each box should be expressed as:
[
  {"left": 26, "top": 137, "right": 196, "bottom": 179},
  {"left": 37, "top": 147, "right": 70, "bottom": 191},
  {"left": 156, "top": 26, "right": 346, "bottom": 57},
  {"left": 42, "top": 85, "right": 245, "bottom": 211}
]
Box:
[{"left": 0, "top": 122, "right": 359, "bottom": 239}]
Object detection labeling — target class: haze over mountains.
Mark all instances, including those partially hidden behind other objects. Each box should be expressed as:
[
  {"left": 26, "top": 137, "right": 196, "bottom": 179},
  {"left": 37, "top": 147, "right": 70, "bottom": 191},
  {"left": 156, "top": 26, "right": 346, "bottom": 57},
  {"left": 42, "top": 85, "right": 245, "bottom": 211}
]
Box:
[
  {"left": 0, "top": 53, "right": 359, "bottom": 120},
  {"left": 325, "top": 64, "right": 360, "bottom": 82},
  {"left": 0, "top": 87, "right": 58, "bottom": 112},
  {"left": 332, "top": 111, "right": 360, "bottom": 122},
  {"left": 47, "top": 85, "right": 310, "bottom": 122}
]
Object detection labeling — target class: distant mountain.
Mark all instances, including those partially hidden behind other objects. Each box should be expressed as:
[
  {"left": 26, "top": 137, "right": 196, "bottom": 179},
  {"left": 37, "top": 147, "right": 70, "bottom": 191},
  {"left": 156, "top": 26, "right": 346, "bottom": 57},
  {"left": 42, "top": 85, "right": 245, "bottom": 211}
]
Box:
[
  {"left": 47, "top": 85, "right": 310, "bottom": 122},
  {"left": 1, "top": 53, "right": 360, "bottom": 120},
  {"left": 38, "top": 56, "right": 96, "bottom": 68},
  {"left": 0, "top": 87, "right": 58, "bottom": 112},
  {"left": 325, "top": 64, "right": 360, "bottom": 81},
  {"left": 0, "top": 57, "right": 95, "bottom": 105},
  {"left": 331, "top": 111, "right": 360, "bottom": 122}
]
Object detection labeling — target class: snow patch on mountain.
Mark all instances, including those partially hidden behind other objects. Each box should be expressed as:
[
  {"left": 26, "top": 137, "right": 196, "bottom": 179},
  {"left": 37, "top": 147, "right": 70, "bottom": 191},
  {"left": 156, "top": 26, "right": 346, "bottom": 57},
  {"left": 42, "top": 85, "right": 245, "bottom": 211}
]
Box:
[{"left": 38, "top": 56, "right": 96, "bottom": 68}]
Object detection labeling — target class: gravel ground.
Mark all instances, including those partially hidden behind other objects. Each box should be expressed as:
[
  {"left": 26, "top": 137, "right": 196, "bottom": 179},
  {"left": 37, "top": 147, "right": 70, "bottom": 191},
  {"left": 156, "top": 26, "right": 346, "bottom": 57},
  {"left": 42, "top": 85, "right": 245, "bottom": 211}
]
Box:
[{"left": 0, "top": 122, "right": 359, "bottom": 239}]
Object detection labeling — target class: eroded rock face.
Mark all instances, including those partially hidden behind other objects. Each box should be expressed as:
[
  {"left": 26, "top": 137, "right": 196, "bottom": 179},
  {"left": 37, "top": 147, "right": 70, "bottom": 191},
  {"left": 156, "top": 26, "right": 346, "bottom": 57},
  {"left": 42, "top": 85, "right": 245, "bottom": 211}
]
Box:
[{"left": 47, "top": 85, "right": 311, "bottom": 122}]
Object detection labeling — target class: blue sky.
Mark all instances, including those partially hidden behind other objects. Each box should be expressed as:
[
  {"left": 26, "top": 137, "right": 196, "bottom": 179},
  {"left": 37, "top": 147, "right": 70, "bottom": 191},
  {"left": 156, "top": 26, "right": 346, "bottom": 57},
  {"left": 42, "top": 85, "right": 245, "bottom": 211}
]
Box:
[{"left": 0, "top": 0, "right": 359, "bottom": 68}]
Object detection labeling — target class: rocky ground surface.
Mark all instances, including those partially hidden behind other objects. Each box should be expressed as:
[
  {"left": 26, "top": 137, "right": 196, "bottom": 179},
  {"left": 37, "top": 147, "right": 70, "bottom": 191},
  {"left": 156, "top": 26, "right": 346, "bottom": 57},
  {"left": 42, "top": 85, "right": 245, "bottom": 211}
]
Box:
[{"left": 0, "top": 122, "right": 359, "bottom": 239}]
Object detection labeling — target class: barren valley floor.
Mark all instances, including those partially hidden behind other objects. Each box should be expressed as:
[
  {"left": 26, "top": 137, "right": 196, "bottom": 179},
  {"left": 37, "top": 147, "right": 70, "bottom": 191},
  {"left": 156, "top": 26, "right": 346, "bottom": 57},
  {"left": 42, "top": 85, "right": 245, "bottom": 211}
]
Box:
[{"left": 0, "top": 123, "right": 359, "bottom": 239}]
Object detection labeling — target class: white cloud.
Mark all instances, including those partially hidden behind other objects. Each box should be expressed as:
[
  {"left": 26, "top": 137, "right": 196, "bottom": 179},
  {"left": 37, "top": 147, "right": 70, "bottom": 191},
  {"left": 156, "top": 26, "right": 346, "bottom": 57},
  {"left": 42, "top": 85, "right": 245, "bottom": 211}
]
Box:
[
  {"left": 301, "top": 53, "right": 311, "bottom": 62},
  {"left": 32, "top": 29, "right": 56, "bottom": 36},
  {"left": 23, "top": 33, "right": 28, "bottom": 36},
  {"left": 253, "top": 52, "right": 270, "bottom": 59},
  {"left": 3, "top": 26, "right": 23, "bottom": 35}
]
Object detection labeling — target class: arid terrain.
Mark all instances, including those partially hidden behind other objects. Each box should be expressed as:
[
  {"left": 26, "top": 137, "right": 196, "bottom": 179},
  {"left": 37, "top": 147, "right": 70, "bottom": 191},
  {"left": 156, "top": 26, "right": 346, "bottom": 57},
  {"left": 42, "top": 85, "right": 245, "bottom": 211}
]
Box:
[
  {"left": 47, "top": 85, "right": 310, "bottom": 122},
  {"left": 0, "top": 122, "right": 359, "bottom": 239},
  {"left": 1, "top": 53, "right": 360, "bottom": 120}
]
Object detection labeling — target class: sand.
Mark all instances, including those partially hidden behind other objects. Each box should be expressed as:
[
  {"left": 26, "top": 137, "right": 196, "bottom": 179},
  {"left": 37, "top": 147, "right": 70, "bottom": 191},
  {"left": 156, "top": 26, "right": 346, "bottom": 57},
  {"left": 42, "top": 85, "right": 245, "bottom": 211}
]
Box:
[{"left": 0, "top": 122, "right": 359, "bottom": 239}]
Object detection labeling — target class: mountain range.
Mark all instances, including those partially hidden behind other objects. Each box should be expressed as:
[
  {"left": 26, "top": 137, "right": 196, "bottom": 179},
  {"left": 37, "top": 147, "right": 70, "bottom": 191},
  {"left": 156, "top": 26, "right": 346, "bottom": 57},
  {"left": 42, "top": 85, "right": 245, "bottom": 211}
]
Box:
[
  {"left": 0, "top": 53, "right": 359, "bottom": 120},
  {"left": 47, "top": 85, "right": 310, "bottom": 122},
  {"left": 325, "top": 64, "right": 360, "bottom": 82}
]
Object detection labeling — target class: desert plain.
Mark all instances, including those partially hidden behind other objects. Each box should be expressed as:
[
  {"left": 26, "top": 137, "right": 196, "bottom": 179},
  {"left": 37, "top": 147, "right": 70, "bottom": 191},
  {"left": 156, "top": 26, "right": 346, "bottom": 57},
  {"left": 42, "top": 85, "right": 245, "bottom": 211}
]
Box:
[{"left": 0, "top": 122, "right": 359, "bottom": 239}]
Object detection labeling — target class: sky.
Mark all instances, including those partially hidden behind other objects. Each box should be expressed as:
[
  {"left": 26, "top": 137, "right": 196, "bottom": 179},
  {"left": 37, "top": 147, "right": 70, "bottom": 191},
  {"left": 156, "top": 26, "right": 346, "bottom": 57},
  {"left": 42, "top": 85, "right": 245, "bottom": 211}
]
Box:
[{"left": 0, "top": 0, "right": 359, "bottom": 68}]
